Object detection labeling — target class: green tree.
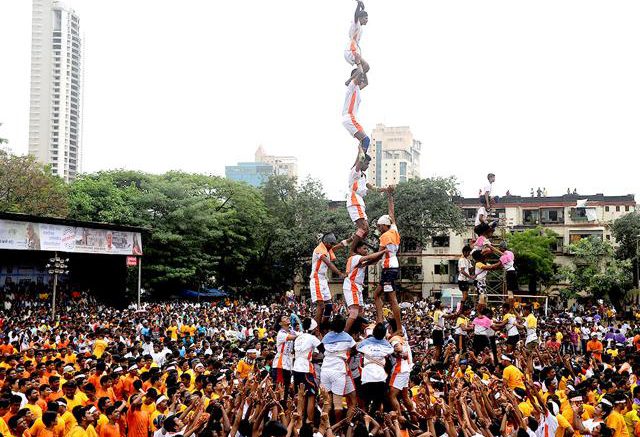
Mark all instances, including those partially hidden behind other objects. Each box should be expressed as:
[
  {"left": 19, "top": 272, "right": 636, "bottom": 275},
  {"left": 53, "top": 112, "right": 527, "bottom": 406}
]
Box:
[
  {"left": 561, "top": 236, "right": 632, "bottom": 305},
  {"left": 364, "top": 177, "right": 465, "bottom": 247},
  {"left": 68, "top": 170, "right": 267, "bottom": 295},
  {"left": 0, "top": 151, "right": 68, "bottom": 216},
  {"left": 611, "top": 212, "right": 640, "bottom": 286},
  {"left": 505, "top": 228, "right": 558, "bottom": 293},
  {"left": 256, "top": 176, "right": 351, "bottom": 293}
]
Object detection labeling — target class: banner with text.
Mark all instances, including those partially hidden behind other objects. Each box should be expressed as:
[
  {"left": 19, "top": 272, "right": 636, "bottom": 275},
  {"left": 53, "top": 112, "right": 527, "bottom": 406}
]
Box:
[{"left": 0, "top": 219, "right": 143, "bottom": 255}]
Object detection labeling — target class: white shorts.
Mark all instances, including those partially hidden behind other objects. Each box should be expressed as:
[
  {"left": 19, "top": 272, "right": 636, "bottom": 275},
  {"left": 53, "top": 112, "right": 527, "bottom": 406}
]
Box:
[
  {"left": 310, "top": 277, "right": 331, "bottom": 303},
  {"left": 347, "top": 203, "right": 367, "bottom": 222},
  {"left": 390, "top": 371, "right": 410, "bottom": 390},
  {"left": 343, "top": 286, "right": 363, "bottom": 307},
  {"left": 344, "top": 49, "right": 358, "bottom": 65},
  {"left": 321, "top": 370, "right": 355, "bottom": 396},
  {"left": 342, "top": 114, "right": 362, "bottom": 137}
]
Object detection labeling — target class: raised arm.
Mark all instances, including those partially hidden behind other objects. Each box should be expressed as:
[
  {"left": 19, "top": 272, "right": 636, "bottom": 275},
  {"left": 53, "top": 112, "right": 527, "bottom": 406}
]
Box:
[
  {"left": 354, "top": 1, "right": 365, "bottom": 24},
  {"left": 387, "top": 190, "right": 395, "bottom": 224}
]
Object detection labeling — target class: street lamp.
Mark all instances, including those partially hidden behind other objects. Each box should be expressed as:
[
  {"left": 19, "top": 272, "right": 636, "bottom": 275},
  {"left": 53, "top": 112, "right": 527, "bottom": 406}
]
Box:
[{"left": 46, "top": 252, "right": 69, "bottom": 320}]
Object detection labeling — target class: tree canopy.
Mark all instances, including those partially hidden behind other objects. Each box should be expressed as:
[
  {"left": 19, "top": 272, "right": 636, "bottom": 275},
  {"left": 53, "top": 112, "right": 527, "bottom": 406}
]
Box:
[
  {"left": 505, "top": 228, "right": 558, "bottom": 293},
  {"left": 0, "top": 151, "right": 68, "bottom": 217},
  {"left": 561, "top": 236, "right": 632, "bottom": 305},
  {"left": 65, "top": 172, "right": 467, "bottom": 296}
]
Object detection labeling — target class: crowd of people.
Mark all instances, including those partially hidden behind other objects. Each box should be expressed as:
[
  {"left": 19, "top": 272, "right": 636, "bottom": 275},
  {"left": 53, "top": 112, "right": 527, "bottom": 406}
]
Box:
[{"left": 1, "top": 285, "right": 640, "bottom": 437}]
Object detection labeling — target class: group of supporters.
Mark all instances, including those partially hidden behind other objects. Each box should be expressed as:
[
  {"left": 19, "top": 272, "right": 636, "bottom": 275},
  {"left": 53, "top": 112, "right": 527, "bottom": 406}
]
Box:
[{"left": 1, "top": 286, "right": 640, "bottom": 437}]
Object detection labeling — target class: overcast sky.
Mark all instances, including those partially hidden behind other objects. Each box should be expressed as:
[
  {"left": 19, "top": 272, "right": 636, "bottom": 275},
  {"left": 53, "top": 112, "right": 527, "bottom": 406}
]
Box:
[{"left": 1, "top": 0, "right": 640, "bottom": 201}]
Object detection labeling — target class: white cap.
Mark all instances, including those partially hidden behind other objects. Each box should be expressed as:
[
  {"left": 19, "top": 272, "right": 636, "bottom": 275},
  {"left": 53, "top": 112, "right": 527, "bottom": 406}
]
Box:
[
  {"left": 63, "top": 366, "right": 74, "bottom": 373},
  {"left": 128, "top": 365, "right": 138, "bottom": 372},
  {"left": 376, "top": 215, "right": 392, "bottom": 226},
  {"left": 113, "top": 366, "right": 123, "bottom": 373},
  {"left": 156, "top": 396, "right": 168, "bottom": 405},
  {"left": 195, "top": 363, "right": 204, "bottom": 370},
  {"left": 246, "top": 349, "right": 258, "bottom": 355}
]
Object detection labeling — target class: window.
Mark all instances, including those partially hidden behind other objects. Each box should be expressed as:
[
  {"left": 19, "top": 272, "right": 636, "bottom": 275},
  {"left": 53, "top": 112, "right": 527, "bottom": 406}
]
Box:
[
  {"left": 401, "top": 266, "right": 422, "bottom": 281},
  {"left": 431, "top": 236, "right": 450, "bottom": 247},
  {"left": 402, "top": 238, "right": 420, "bottom": 253},
  {"left": 550, "top": 237, "right": 564, "bottom": 253},
  {"left": 626, "top": 206, "right": 630, "bottom": 212},
  {"left": 569, "top": 231, "right": 603, "bottom": 244},
  {"left": 606, "top": 235, "right": 611, "bottom": 240},
  {"left": 541, "top": 208, "right": 564, "bottom": 224},
  {"left": 463, "top": 208, "right": 476, "bottom": 225},
  {"left": 616, "top": 206, "right": 620, "bottom": 212},
  {"left": 605, "top": 206, "right": 610, "bottom": 212},
  {"left": 434, "top": 264, "right": 449, "bottom": 275},
  {"left": 523, "top": 209, "right": 540, "bottom": 225}
]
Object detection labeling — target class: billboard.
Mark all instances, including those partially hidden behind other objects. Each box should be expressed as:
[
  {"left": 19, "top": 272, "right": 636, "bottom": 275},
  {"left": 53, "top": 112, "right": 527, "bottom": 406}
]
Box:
[{"left": 0, "top": 219, "right": 143, "bottom": 256}]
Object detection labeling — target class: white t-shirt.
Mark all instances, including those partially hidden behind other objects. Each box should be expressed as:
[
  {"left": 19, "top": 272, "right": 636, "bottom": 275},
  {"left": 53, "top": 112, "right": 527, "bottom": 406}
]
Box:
[
  {"left": 322, "top": 333, "right": 356, "bottom": 374},
  {"left": 273, "top": 329, "right": 295, "bottom": 371},
  {"left": 535, "top": 413, "right": 558, "bottom": 437},
  {"left": 357, "top": 338, "right": 393, "bottom": 384},
  {"left": 347, "top": 21, "right": 362, "bottom": 53},
  {"left": 504, "top": 314, "right": 519, "bottom": 337},
  {"left": 481, "top": 182, "right": 493, "bottom": 196},
  {"left": 342, "top": 81, "right": 361, "bottom": 117},
  {"left": 474, "top": 206, "right": 487, "bottom": 226},
  {"left": 457, "top": 257, "right": 472, "bottom": 282},
  {"left": 293, "top": 333, "right": 321, "bottom": 374}
]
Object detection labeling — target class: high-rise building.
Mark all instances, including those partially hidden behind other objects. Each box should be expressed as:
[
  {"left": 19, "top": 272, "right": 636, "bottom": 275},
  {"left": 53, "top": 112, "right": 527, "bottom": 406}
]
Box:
[
  {"left": 255, "top": 145, "right": 298, "bottom": 178},
  {"left": 28, "top": 0, "right": 83, "bottom": 182},
  {"left": 368, "top": 124, "right": 421, "bottom": 187}
]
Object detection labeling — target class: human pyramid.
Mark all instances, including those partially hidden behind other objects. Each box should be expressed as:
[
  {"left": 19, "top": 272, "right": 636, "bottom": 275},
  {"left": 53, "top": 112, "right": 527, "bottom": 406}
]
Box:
[
  {"left": 306, "top": 0, "right": 403, "bottom": 337},
  {"left": 309, "top": 2, "right": 519, "bottom": 337}
]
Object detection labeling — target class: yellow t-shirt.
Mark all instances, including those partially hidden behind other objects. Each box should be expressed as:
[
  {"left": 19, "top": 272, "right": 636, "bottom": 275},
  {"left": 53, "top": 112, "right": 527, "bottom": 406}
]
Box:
[
  {"left": 25, "top": 403, "right": 43, "bottom": 419},
  {"left": 166, "top": 326, "right": 178, "bottom": 341},
  {"left": 606, "top": 410, "right": 630, "bottom": 437},
  {"left": 67, "top": 425, "right": 88, "bottom": 437},
  {"left": 526, "top": 314, "right": 537, "bottom": 329},
  {"left": 518, "top": 401, "right": 533, "bottom": 418},
  {"left": 93, "top": 339, "right": 108, "bottom": 358},
  {"left": 503, "top": 365, "right": 525, "bottom": 390},
  {"left": 555, "top": 412, "right": 572, "bottom": 437}
]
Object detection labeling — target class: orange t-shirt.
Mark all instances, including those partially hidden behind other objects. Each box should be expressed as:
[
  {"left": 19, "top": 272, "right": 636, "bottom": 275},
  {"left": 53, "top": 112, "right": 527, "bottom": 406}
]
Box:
[
  {"left": 587, "top": 340, "right": 603, "bottom": 361},
  {"left": 35, "top": 427, "right": 54, "bottom": 437},
  {"left": 126, "top": 410, "right": 149, "bottom": 437},
  {"left": 98, "top": 423, "right": 120, "bottom": 437}
]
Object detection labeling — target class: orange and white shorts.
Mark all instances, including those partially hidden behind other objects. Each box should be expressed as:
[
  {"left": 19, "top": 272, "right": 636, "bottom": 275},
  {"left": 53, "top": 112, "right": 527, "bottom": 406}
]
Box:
[
  {"left": 342, "top": 114, "right": 363, "bottom": 137},
  {"left": 347, "top": 204, "right": 367, "bottom": 223},
  {"left": 310, "top": 277, "right": 331, "bottom": 303},
  {"left": 390, "top": 371, "right": 410, "bottom": 390},
  {"left": 321, "top": 370, "right": 355, "bottom": 396},
  {"left": 343, "top": 286, "right": 363, "bottom": 308},
  {"left": 344, "top": 49, "right": 359, "bottom": 66}
]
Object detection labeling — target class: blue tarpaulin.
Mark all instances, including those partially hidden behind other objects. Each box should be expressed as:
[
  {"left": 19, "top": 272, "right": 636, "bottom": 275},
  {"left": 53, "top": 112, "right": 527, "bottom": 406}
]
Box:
[{"left": 181, "top": 288, "right": 228, "bottom": 299}]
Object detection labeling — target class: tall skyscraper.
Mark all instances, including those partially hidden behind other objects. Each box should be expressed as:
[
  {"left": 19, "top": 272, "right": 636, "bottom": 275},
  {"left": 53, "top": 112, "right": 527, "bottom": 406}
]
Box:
[
  {"left": 368, "top": 124, "right": 421, "bottom": 187},
  {"left": 28, "top": 0, "right": 83, "bottom": 182}
]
